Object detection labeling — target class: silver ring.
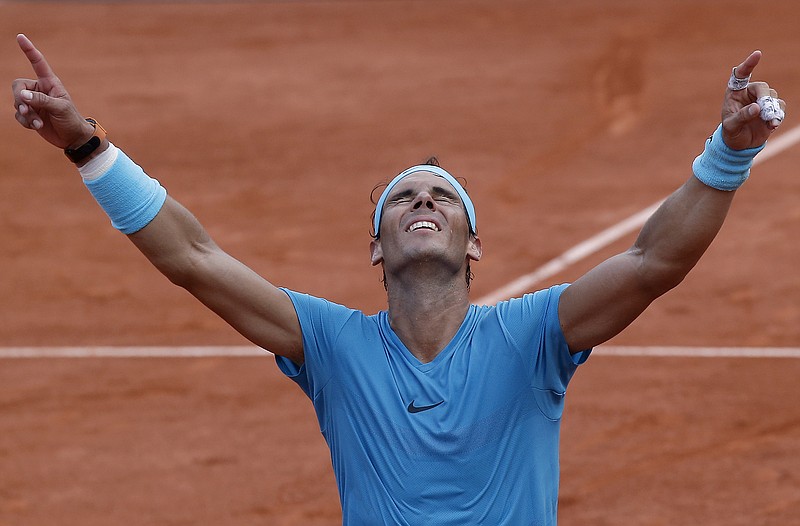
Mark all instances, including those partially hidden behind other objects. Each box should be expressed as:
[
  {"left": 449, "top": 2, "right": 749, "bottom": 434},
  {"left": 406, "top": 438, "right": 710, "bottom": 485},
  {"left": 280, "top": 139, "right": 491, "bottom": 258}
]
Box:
[{"left": 727, "top": 67, "right": 750, "bottom": 91}]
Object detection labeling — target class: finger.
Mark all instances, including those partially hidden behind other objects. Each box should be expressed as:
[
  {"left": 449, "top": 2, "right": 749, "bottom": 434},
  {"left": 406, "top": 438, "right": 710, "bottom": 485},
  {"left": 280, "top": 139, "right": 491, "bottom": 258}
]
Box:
[
  {"left": 725, "top": 102, "right": 761, "bottom": 132},
  {"left": 15, "top": 110, "right": 32, "bottom": 128},
  {"left": 18, "top": 88, "right": 58, "bottom": 128},
  {"left": 772, "top": 98, "right": 787, "bottom": 128},
  {"left": 755, "top": 96, "right": 785, "bottom": 129},
  {"left": 11, "top": 78, "right": 41, "bottom": 126},
  {"left": 11, "top": 78, "right": 38, "bottom": 108},
  {"left": 16, "top": 33, "right": 57, "bottom": 80},
  {"left": 747, "top": 81, "right": 772, "bottom": 100},
  {"left": 770, "top": 88, "right": 778, "bottom": 98},
  {"left": 733, "top": 50, "right": 762, "bottom": 79},
  {"left": 19, "top": 88, "right": 52, "bottom": 111},
  {"left": 15, "top": 106, "right": 43, "bottom": 130}
]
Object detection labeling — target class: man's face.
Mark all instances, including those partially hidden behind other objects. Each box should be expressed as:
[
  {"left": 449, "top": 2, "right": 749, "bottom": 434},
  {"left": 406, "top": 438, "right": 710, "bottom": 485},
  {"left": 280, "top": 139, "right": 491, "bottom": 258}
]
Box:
[{"left": 370, "top": 172, "right": 481, "bottom": 274}]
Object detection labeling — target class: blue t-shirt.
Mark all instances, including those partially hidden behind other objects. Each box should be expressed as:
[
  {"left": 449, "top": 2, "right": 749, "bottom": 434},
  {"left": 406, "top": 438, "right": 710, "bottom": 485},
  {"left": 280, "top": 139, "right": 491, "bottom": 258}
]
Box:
[{"left": 276, "top": 284, "right": 590, "bottom": 525}]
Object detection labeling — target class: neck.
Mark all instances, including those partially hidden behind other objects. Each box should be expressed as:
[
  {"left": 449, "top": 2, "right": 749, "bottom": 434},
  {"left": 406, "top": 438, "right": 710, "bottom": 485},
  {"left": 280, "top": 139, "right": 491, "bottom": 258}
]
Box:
[{"left": 385, "top": 266, "right": 471, "bottom": 363}]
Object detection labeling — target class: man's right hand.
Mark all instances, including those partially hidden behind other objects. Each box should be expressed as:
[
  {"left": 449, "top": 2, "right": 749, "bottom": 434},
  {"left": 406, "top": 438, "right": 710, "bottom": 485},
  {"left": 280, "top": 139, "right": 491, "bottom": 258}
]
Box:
[{"left": 12, "top": 33, "right": 95, "bottom": 150}]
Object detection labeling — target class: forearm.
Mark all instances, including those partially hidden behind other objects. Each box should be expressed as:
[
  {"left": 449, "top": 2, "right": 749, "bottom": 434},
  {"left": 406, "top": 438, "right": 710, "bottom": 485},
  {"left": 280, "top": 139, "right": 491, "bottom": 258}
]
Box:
[
  {"left": 79, "top": 142, "right": 215, "bottom": 286},
  {"left": 633, "top": 120, "right": 766, "bottom": 294},
  {"left": 631, "top": 176, "right": 734, "bottom": 295},
  {"left": 127, "top": 196, "right": 218, "bottom": 287}
]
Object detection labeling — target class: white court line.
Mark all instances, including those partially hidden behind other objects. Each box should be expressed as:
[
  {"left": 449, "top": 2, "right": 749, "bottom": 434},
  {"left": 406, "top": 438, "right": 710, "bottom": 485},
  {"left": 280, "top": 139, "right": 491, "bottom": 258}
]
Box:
[
  {"left": 1, "top": 346, "right": 799, "bottom": 358},
  {"left": 476, "top": 124, "right": 800, "bottom": 305},
  {"left": 598, "top": 346, "right": 800, "bottom": 358},
  {"left": 0, "top": 346, "right": 268, "bottom": 358}
]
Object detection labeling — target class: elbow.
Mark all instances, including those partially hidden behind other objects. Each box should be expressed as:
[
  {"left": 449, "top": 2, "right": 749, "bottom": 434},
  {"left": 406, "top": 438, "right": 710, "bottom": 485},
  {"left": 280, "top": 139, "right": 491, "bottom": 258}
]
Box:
[
  {"left": 162, "top": 263, "right": 193, "bottom": 289},
  {"left": 633, "top": 249, "right": 694, "bottom": 299},
  {"left": 152, "top": 241, "right": 218, "bottom": 290},
  {"left": 647, "top": 269, "right": 686, "bottom": 297}
]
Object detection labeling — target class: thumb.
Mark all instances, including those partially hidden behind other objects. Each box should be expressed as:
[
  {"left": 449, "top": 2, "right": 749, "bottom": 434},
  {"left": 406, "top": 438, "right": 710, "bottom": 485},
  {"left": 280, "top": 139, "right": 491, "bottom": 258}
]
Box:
[
  {"left": 21, "top": 88, "right": 62, "bottom": 112},
  {"left": 725, "top": 102, "right": 760, "bottom": 130},
  {"left": 16, "top": 88, "right": 47, "bottom": 131},
  {"left": 722, "top": 103, "right": 765, "bottom": 150},
  {"left": 18, "top": 88, "right": 90, "bottom": 148}
]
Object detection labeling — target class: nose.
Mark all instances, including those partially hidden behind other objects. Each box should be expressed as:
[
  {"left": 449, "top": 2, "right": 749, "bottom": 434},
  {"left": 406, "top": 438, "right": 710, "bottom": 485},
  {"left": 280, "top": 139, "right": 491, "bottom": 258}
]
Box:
[{"left": 411, "top": 191, "right": 436, "bottom": 211}]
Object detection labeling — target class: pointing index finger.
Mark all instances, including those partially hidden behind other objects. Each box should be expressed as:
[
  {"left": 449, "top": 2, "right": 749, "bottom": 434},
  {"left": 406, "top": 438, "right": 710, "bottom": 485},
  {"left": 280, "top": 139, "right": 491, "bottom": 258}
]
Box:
[
  {"left": 733, "top": 50, "right": 762, "bottom": 79},
  {"left": 16, "top": 33, "right": 56, "bottom": 81}
]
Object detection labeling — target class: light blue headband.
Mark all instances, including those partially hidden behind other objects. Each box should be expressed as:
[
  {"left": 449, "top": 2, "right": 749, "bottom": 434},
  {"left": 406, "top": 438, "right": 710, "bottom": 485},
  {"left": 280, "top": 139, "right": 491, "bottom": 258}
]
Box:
[{"left": 373, "top": 165, "right": 477, "bottom": 237}]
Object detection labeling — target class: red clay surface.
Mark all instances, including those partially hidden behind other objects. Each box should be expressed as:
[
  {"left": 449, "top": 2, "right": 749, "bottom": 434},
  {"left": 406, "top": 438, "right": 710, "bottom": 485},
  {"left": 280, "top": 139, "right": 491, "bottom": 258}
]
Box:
[{"left": 1, "top": 1, "right": 799, "bottom": 524}]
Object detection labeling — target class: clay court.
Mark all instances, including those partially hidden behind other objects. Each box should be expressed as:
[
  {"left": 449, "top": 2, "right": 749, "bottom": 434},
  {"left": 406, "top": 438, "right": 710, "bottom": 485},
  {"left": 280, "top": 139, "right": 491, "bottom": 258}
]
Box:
[{"left": 1, "top": 1, "right": 799, "bottom": 524}]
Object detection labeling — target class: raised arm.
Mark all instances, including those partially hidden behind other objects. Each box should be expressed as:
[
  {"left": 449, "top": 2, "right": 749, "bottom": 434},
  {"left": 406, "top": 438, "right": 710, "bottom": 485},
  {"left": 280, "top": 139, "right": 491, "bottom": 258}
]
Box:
[
  {"left": 12, "top": 34, "right": 304, "bottom": 364},
  {"left": 558, "top": 51, "right": 785, "bottom": 353}
]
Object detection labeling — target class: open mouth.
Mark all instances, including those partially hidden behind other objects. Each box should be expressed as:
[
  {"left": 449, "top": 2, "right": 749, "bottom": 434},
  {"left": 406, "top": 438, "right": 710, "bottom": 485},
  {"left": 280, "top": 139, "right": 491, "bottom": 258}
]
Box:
[{"left": 406, "top": 220, "right": 440, "bottom": 232}]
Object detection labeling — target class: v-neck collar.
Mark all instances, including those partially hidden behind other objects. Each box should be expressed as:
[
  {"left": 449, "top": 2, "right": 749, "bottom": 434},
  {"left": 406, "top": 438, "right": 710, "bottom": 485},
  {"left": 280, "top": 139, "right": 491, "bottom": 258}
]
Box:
[{"left": 378, "top": 305, "right": 477, "bottom": 372}]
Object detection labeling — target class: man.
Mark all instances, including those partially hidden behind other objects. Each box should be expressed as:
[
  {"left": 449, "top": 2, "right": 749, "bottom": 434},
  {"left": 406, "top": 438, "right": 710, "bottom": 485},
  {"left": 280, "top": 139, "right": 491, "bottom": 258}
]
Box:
[{"left": 12, "top": 33, "right": 784, "bottom": 524}]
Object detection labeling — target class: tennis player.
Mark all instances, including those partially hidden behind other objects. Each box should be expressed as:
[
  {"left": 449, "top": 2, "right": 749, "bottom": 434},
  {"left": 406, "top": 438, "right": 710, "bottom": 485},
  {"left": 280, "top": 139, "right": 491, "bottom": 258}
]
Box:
[{"left": 12, "top": 33, "right": 784, "bottom": 524}]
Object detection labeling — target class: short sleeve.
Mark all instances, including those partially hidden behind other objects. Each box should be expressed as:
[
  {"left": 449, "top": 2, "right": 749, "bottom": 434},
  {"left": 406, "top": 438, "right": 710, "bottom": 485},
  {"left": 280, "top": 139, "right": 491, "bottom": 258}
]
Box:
[
  {"left": 492, "top": 284, "right": 591, "bottom": 393},
  {"left": 274, "top": 289, "right": 355, "bottom": 400}
]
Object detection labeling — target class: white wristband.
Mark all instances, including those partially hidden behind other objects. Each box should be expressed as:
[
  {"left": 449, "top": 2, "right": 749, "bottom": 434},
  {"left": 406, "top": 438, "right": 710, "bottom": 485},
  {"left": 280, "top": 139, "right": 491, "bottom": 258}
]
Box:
[
  {"left": 81, "top": 145, "right": 167, "bottom": 234},
  {"left": 78, "top": 142, "right": 119, "bottom": 181}
]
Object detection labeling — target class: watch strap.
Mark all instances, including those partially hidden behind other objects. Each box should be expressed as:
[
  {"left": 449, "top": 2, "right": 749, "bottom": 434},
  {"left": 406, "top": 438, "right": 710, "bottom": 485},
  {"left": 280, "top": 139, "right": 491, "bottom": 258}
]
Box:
[{"left": 64, "top": 118, "right": 107, "bottom": 163}]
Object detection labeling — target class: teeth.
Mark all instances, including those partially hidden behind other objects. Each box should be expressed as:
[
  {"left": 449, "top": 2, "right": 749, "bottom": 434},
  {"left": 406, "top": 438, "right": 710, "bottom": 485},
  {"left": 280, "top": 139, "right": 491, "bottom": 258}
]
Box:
[{"left": 408, "top": 221, "right": 439, "bottom": 232}]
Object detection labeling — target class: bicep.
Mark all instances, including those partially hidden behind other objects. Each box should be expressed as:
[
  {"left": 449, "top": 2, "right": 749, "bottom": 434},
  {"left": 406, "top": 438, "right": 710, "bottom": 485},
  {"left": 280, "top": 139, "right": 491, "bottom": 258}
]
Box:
[{"left": 558, "top": 249, "right": 658, "bottom": 354}]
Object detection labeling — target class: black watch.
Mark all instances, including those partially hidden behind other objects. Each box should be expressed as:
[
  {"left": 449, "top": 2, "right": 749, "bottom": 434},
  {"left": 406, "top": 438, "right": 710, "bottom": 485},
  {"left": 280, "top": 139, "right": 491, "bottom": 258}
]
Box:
[{"left": 64, "top": 118, "right": 106, "bottom": 163}]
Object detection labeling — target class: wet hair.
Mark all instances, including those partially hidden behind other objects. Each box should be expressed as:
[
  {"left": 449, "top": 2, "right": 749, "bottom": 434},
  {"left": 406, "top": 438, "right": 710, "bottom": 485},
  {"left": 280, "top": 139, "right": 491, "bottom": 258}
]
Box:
[{"left": 372, "top": 156, "right": 474, "bottom": 290}]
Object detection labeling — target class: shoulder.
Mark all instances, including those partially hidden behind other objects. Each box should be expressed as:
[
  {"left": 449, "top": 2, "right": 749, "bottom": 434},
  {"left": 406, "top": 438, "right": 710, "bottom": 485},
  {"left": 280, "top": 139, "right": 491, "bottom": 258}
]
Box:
[
  {"left": 470, "top": 284, "right": 570, "bottom": 353},
  {"left": 282, "top": 288, "right": 377, "bottom": 334},
  {"left": 484, "top": 284, "right": 569, "bottom": 319},
  {"left": 282, "top": 288, "right": 361, "bottom": 315}
]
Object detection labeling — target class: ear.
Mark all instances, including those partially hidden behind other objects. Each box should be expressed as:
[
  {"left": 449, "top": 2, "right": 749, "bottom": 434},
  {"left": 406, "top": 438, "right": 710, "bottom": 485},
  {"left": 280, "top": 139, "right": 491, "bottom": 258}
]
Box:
[
  {"left": 467, "top": 235, "right": 482, "bottom": 262},
  {"left": 369, "top": 238, "right": 384, "bottom": 266}
]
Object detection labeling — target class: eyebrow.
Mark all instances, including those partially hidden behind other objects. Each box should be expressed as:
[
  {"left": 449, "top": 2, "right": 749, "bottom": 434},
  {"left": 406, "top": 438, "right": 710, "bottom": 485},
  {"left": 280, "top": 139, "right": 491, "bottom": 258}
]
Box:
[{"left": 388, "top": 184, "right": 461, "bottom": 202}]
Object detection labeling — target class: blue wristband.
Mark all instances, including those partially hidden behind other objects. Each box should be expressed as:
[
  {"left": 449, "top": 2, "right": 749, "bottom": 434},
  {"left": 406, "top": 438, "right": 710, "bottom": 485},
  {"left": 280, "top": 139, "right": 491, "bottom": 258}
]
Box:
[
  {"left": 692, "top": 124, "right": 765, "bottom": 191},
  {"left": 83, "top": 149, "right": 167, "bottom": 234}
]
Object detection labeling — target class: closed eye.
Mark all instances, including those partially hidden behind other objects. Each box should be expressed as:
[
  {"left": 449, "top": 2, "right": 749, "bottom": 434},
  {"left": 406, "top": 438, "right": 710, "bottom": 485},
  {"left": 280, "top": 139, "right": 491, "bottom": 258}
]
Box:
[
  {"left": 387, "top": 193, "right": 414, "bottom": 205},
  {"left": 431, "top": 186, "right": 461, "bottom": 204},
  {"left": 385, "top": 185, "right": 461, "bottom": 205}
]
